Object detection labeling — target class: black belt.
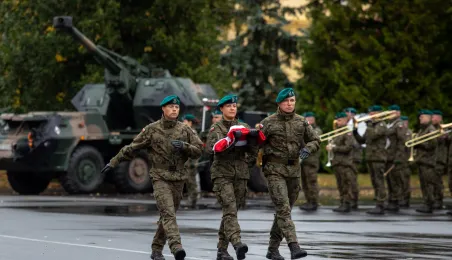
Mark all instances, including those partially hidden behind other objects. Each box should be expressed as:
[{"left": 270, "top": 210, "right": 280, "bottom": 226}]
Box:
[{"left": 153, "top": 163, "right": 184, "bottom": 172}]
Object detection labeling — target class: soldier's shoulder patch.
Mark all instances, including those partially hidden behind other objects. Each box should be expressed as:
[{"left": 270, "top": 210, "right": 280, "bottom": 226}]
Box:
[
  {"left": 257, "top": 123, "right": 263, "bottom": 129},
  {"left": 141, "top": 128, "right": 146, "bottom": 133},
  {"left": 210, "top": 126, "right": 215, "bottom": 132}
]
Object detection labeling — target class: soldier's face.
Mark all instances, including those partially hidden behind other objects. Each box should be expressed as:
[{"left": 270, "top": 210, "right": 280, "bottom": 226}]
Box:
[
  {"left": 336, "top": 117, "right": 347, "bottom": 126},
  {"left": 183, "top": 119, "right": 193, "bottom": 127},
  {"left": 278, "top": 96, "right": 296, "bottom": 113},
  {"left": 162, "top": 104, "right": 180, "bottom": 120},
  {"left": 419, "top": 114, "right": 431, "bottom": 124},
  {"left": 403, "top": 121, "right": 408, "bottom": 127},
  {"left": 212, "top": 115, "right": 222, "bottom": 124},
  {"left": 345, "top": 111, "right": 355, "bottom": 120},
  {"left": 306, "top": 116, "right": 315, "bottom": 125},
  {"left": 220, "top": 103, "right": 237, "bottom": 120},
  {"left": 432, "top": 115, "right": 442, "bottom": 125}
]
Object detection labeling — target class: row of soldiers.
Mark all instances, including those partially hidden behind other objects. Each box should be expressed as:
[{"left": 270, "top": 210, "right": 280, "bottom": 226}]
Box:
[{"left": 299, "top": 106, "right": 452, "bottom": 215}]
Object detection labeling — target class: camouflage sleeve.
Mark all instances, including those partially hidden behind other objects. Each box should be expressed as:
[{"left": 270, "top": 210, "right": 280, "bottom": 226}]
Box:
[
  {"left": 366, "top": 122, "right": 386, "bottom": 141},
  {"left": 184, "top": 127, "right": 203, "bottom": 159},
  {"left": 206, "top": 125, "right": 223, "bottom": 155},
  {"left": 395, "top": 123, "right": 408, "bottom": 157},
  {"left": 109, "top": 127, "right": 152, "bottom": 167},
  {"left": 333, "top": 134, "right": 353, "bottom": 153},
  {"left": 417, "top": 129, "right": 438, "bottom": 151},
  {"left": 303, "top": 122, "right": 321, "bottom": 153}
]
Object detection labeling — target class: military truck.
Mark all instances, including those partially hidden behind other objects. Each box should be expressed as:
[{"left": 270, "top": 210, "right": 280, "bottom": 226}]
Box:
[{"left": 0, "top": 16, "right": 218, "bottom": 195}]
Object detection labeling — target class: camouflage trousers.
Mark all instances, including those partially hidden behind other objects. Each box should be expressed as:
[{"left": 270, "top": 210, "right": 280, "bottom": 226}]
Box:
[
  {"left": 385, "top": 162, "right": 404, "bottom": 202},
  {"left": 300, "top": 163, "right": 319, "bottom": 204},
  {"left": 400, "top": 164, "right": 412, "bottom": 202},
  {"left": 434, "top": 163, "right": 446, "bottom": 202},
  {"left": 332, "top": 165, "right": 355, "bottom": 204},
  {"left": 418, "top": 164, "right": 436, "bottom": 206},
  {"left": 367, "top": 162, "right": 387, "bottom": 204},
  {"left": 212, "top": 176, "right": 247, "bottom": 249},
  {"left": 151, "top": 179, "right": 184, "bottom": 254},
  {"left": 266, "top": 174, "right": 300, "bottom": 249},
  {"left": 352, "top": 162, "right": 360, "bottom": 202},
  {"left": 186, "top": 167, "right": 198, "bottom": 203}
]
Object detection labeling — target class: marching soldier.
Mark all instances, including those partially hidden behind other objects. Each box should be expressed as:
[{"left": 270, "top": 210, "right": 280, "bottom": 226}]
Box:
[
  {"left": 299, "top": 111, "right": 322, "bottom": 211},
  {"left": 414, "top": 110, "right": 438, "bottom": 213},
  {"left": 182, "top": 114, "right": 201, "bottom": 209},
  {"left": 344, "top": 107, "right": 361, "bottom": 208},
  {"left": 326, "top": 112, "right": 356, "bottom": 213},
  {"left": 206, "top": 94, "right": 261, "bottom": 260},
  {"left": 259, "top": 87, "right": 320, "bottom": 259},
  {"left": 353, "top": 105, "right": 388, "bottom": 215},
  {"left": 431, "top": 110, "right": 446, "bottom": 209},
  {"left": 384, "top": 105, "right": 407, "bottom": 212},
  {"left": 400, "top": 116, "right": 413, "bottom": 208},
  {"left": 101, "top": 95, "right": 203, "bottom": 260}
]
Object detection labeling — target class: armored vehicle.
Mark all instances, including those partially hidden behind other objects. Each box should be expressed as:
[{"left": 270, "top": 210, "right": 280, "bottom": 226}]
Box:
[{"left": 0, "top": 16, "right": 217, "bottom": 195}]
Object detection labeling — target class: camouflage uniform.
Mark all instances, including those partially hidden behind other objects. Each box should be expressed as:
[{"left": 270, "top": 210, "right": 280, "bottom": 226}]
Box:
[
  {"left": 433, "top": 123, "right": 446, "bottom": 208},
  {"left": 401, "top": 128, "right": 414, "bottom": 206},
  {"left": 109, "top": 116, "right": 203, "bottom": 255},
  {"left": 348, "top": 118, "right": 361, "bottom": 205},
  {"left": 185, "top": 127, "right": 200, "bottom": 207},
  {"left": 300, "top": 125, "right": 322, "bottom": 206},
  {"left": 206, "top": 118, "right": 258, "bottom": 253},
  {"left": 414, "top": 123, "right": 438, "bottom": 211},
  {"left": 354, "top": 120, "right": 387, "bottom": 212},
  {"left": 259, "top": 109, "right": 320, "bottom": 253},
  {"left": 385, "top": 117, "right": 408, "bottom": 210}
]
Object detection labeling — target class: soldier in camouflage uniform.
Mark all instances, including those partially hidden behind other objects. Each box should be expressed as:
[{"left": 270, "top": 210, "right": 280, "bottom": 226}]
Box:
[
  {"left": 353, "top": 105, "right": 388, "bottom": 215},
  {"left": 206, "top": 95, "right": 260, "bottom": 260},
  {"left": 182, "top": 114, "right": 200, "bottom": 209},
  {"left": 299, "top": 111, "right": 322, "bottom": 211},
  {"left": 384, "top": 105, "right": 407, "bottom": 212},
  {"left": 327, "top": 112, "right": 356, "bottom": 213},
  {"left": 414, "top": 110, "right": 438, "bottom": 213},
  {"left": 344, "top": 107, "right": 361, "bottom": 209},
  {"left": 259, "top": 87, "right": 320, "bottom": 260},
  {"left": 431, "top": 110, "right": 446, "bottom": 209},
  {"left": 101, "top": 95, "right": 203, "bottom": 260},
  {"left": 400, "top": 116, "right": 413, "bottom": 208}
]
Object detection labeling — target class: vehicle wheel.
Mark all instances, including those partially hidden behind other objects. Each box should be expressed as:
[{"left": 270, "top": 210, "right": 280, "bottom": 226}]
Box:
[
  {"left": 60, "top": 146, "right": 105, "bottom": 194},
  {"left": 113, "top": 154, "right": 152, "bottom": 193},
  {"left": 6, "top": 171, "right": 50, "bottom": 195},
  {"left": 248, "top": 166, "right": 268, "bottom": 192}
]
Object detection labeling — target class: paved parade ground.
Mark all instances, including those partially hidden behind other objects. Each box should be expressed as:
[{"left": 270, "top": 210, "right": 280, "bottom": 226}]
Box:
[{"left": 0, "top": 195, "right": 451, "bottom": 260}]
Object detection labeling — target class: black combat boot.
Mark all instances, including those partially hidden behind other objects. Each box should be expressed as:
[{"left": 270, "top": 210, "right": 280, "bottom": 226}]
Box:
[
  {"left": 299, "top": 202, "right": 317, "bottom": 211},
  {"left": 150, "top": 251, "right": 165, "bottom": 260},
  {"left": 190, "top": 199, "right": 198, "bottom": 209},
  {"left": 216, "top": 248, "right": 233, "bottom": 260},
  {"left": 333, "top": 202, "right": 351, "bottom": 213},
  {"left": 385, "top": 200, "right": 399, "bottom": 212},
  {"left": 366, "top": 204, "right": 385, "bottom": 215},
  {"left": 266, "top": 247, "right": 285, "bottom": 260},
  {"left": 416, "top": 204, "right": 433, "bottom": 213},
  {"left": 288, "top": 242, "right": 307, "bottom": 259},
  {"left": 233, "top": 242, "right": 248, "bottom": 260},
  {"left": 172, "top": 245, "right": 186, "bottom": 260},
  {"left": 351, "top": 200, "right": 359, "bottom": 210},
  {"left": 432, "top": 200, "right": 443, "bottom": 210}
]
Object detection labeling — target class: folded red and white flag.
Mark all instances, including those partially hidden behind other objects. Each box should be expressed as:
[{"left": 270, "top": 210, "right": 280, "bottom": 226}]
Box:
[{"left": 213, "top": 125, "right": 266, "bottom": 153}]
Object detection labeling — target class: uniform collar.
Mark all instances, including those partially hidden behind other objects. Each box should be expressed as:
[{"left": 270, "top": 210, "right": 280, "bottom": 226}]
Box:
[
  {"left": 221, "top": 117, "right": 238, "bottom": 129},
  {"left": 161, "top": 115, "right": 178, "bottom": 129},
  {"left": 276, "top": 107, "right": 295, "bottom": 121}
]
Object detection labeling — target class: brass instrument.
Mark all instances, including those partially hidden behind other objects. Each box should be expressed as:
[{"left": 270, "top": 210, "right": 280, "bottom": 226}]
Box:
[
  {"left": 405, "top": 122, "right": 452, "bottom": 148},
  {"left": 325, "top": 139, "right": 334, "bottom": 167},
  {"left": 408, "top": 133, "right": 416, "bottom": 162},
  {"left": 352, "top": 110, "right": 397, "bottom": 127}
]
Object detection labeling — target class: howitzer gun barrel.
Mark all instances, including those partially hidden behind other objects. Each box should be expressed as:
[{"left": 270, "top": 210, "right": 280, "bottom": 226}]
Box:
[{"left": 53, "top": 16, "right": 121, "bottom": 75}]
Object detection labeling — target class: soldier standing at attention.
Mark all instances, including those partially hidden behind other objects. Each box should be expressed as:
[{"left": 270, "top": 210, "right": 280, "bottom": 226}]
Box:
[
  {"left": 259, "top": 87, "right": 320, "bottom": 260},
  {"left": 384, "top": 105, "right": 407, "bottom": 212},
  {"left": 400, "top": 116, "right": 413, "bottom": 208},
  {"left": 414, "top": 110, "right": 438, "bottom": 213},
  {"left": 344, "top": 107, "right": 361, "bottom": 209},
  {"left": 182, "top": 114, "right": 201, "bottom": 209},
  {"left": 431, "top": 110, "right": 446, "bottom": 209},
  {"left": 101, "top": 95, "right": 203, "bottom": 260},
  {"left": 353, "top": 105, "right": 388, "bottom": 215},
  {"left": 326, "top": 112, "right": 356, "bottom": 213},
  {"left": 206, "top": 95, "right": 261, "bottom": 260},
  {"left": 299, "top": 111, "right": 322, "bottom": 211}
]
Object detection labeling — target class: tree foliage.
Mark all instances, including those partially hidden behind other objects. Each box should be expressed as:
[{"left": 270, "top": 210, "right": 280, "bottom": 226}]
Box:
[{"left": 297, "top": 0, "right": 452, "bottom": 128}]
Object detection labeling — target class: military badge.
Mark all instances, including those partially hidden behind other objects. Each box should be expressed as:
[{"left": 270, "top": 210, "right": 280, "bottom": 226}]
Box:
[{"left": 172, "top": 98, "right": 177, "bottom": 104}]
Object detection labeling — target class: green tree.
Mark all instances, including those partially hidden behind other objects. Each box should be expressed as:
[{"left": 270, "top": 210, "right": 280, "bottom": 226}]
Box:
[{"left": 221, "top": 0, "right": 302, "bottom": 111}]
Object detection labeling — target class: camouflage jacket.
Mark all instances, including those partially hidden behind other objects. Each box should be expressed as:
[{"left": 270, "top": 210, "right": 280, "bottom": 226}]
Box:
[
  {"left": 386, "top": 118, "right": 408, "bottom": 163},
  {"left": 109, "top": 117, "right": 203, "bottom": 181},
  {"left": 259, "top": 108, "right": 320, "bottom": 178},
  {"left": 302, "top": 125, "right": 322, "bottom": 166},
  {"left": 185, "top": 127, "right": 199, "bottom": 170},
  {"left": 434, "top": 124, "right": 448, "bottom": 165},
  {"left": 331, "top": 131, "right": 355, "bottom": 168},
  {"left": 354, "top": 121, "right": 387, "bottom": 162},
  {"left": 206, "top": 118, "right": 258, "bottom": 180},
  {"left": 414, "top": 123, "right": 437, "bottom": 167}
]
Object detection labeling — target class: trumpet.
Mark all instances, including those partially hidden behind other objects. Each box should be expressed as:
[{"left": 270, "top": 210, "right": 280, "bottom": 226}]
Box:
[
  {"left": 352, "top": 110, "right": 397, "bottom": 127},
  {"left": 319, "top": 119, "right": 352, "bottom": 142},
  {"left": 405, "top": 122, "right": 452, "bottom": 148},
  {"left": 325, "top": 139, "right": 334, "bottom": 167},
  {"left": 408, "top": 133, "right": 416, "bottom": 162}
]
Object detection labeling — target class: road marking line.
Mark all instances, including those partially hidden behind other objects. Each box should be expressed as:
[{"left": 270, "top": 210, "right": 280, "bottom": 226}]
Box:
[{"left": 0, "top": 234, "right": 208, "bottom": 260}]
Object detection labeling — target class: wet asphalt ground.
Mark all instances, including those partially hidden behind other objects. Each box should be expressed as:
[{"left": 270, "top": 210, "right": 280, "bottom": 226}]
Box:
[{"left": 0, "top": 196, "right": 451, "bottom": 260}]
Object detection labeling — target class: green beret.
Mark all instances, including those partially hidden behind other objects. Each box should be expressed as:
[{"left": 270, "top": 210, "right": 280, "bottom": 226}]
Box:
[
  {"left": 160, "top": 95, "right": 180, "bottom": 107},
  {"left": 368, "top": 105, "right": 383, "bottom": 112},
  {"left": 344, "top": 107, "right": 357, "bottom": 114},
  {"left": 302, "top": 112, "right": 315, "bottom": 117},
  {"left": 276, "top": 88, "right": 295, "bottom": 103},
  {"left": 388, "top": 104, "right": 400, "bottom": 111},
  {"left": 182, "top": 114, "right": 196, "bottom": 121},
  {"left": 212, "top": 110, "right": 222, "bottom": 116},
  {"left": 335, "top": 112, "right": 347, "bottom": 119},
  {"left": 217, "top": 94, "right": 238, "bottom": 107},
  {"left": 431, "top": 110, "right": 443, "bottom": 115},
  {"left": 418, "top": 109, "right": 433, "bottom": 116},
  {"left": 400, "top": 116, "right": 408, "bottom": 121}
]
